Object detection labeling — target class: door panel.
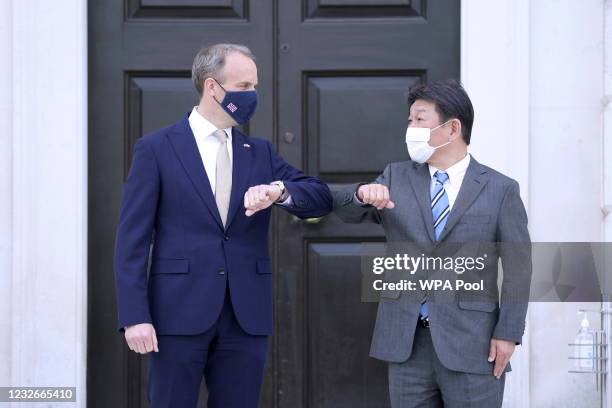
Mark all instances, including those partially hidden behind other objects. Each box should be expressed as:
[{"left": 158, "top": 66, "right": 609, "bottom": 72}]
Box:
[
  {"left": 275, "top": 1, "right": 459, "bottom": 406},
  {"left": 305, "top": 74, "right": 422, "bottom": 183}
]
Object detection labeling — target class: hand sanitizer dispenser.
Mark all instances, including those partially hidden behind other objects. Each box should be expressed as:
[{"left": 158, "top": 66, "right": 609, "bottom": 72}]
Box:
[{"left": 575, "top": 312, "right": 596, "bottom": 371}]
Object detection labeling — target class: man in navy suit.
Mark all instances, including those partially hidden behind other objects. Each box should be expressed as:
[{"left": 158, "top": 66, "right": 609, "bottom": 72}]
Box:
[{"left": 113, "top": 43, "right": 332, "bottom": 408}]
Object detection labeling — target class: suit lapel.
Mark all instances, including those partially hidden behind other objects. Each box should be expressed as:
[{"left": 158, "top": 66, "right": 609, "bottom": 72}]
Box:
[
  {"left": 405, "top": 162, "right": 436, "bottom": 243},
  {"left": 166, "top": 114, "right": 224, "bottom": 231},
  {"left": 436, "top": 156, "right": 489, "bottom": 242},
  {"left": 224, "top": 128, "right": 252, "bottom": 231}
]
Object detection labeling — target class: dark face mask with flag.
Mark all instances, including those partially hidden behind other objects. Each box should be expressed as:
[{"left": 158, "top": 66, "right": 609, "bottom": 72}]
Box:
[{"left": 212, "top": 78, "right": 258, "bottom": 125}]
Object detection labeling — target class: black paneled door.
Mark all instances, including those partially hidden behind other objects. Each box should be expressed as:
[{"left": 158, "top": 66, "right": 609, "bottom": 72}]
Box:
[{"left": 88, "top": 1, "right": 459, "bottom": 407}]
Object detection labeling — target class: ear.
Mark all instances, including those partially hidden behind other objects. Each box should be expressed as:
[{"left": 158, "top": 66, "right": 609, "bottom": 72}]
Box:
[
  {"left": 449, "top": 118, "right": 462, "bottom": 141},
  {"left": 203, "top": 78, "right": 218, "bottom": 97}
]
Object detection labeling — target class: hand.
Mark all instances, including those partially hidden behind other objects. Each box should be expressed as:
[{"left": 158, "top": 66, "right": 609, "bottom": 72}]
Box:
[
  {"left": 357, "top": 184, "right": 395, "bottom": 210},
  {"left": 488, "top": 338, "right": 515, "bottom": 378},
  {"left": 125, "top": 323, "right": 159, "bottom": 354},
  {"left": 244, "top": 184, "right": 281, "bottom": 216}
]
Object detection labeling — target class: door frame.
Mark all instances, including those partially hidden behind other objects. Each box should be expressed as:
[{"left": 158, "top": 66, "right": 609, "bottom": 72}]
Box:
[{"left": 68, "top": 0, "right": 529, "bottom": 407}]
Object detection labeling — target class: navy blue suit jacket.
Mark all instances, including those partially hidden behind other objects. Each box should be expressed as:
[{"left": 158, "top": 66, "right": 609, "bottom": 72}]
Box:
[{"left": 114, "top": 114, "right": 332, "bottom": 335}]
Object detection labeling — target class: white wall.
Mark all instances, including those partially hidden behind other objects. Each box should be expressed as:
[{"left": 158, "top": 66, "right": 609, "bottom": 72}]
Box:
[
  {"left": 0, "top": 0, "right": 88, "bottom": 406},
  {"left": 461, "top": 1, "right": 531, "bottom": 406},
  {"left": 529, "top": 1, "right": 603, "bottom": 406},
  {"left": 463, "top": 0, "right": 606, "bottom": 407},
  {"left": 603, "top": 1, "right": 612, "bottom": 406},
  {"left": 0, "top": 0, "right": 14, "bottom": 388},
  {"left": 605, "top": 0, "right": 612, "bottom": 244}
]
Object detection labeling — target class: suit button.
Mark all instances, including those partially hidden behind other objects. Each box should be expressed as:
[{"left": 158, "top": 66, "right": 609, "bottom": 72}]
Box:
[
  {"left": 224, "top": 235, "right": 229, "bottom": 241},
  {"left": 218, "top": 268, "right": 225, "bottom": 275}
]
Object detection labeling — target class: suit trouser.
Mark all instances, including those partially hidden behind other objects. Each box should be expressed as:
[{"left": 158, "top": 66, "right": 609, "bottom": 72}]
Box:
[
  {"left": 146, "top": 281, "right": 269, "bottom": 408},
  {"left": 388, "top": 323, "right": 505, "bottom": 408}
]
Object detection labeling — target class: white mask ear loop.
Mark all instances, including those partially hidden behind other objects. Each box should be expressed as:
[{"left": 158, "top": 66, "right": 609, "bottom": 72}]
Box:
[
  {"left": 430, "top": 119, "right": 453, "bottom": 133},
  {"left": 430, "top": 119, "right": 454, "bottom": 149},
  {"left": 433, "top": 139, "right": 452, "bottom": 150}
]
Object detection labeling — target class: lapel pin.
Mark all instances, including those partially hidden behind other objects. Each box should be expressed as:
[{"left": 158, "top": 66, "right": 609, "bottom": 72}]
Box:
[{"left": 243, "top": 143, "right": 251, "bottom": 148}]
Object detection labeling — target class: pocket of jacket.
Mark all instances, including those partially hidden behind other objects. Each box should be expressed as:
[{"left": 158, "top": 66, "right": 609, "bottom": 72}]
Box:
[
  {"left": 150, "top": 258, "right": 190, "bottom": 275},
  {"left": 256, "top": 258, "right": 272, "bottom": 274}
]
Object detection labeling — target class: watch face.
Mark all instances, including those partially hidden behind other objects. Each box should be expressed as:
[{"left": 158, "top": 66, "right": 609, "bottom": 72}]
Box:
[{"left": 272, "top": 181, "right": 286, "bottom": 201}]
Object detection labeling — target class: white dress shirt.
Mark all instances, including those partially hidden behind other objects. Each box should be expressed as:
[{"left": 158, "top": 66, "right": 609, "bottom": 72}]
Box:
[
  {"left": 188, "top": 106, "right": 233, "bottom": 195},
  {"left": 187, "top": 105, "right": 292, "bottom": 205},
  {"left": 427, "top": 153, "right": 471, "bottom": 210}
]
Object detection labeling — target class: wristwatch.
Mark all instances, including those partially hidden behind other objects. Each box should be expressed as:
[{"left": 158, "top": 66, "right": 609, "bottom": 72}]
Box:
[{"left": 270, "top": 180, "right": 289, "bottom": 203}]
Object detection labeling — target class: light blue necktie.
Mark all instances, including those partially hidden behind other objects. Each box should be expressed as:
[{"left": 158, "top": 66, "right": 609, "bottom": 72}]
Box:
[{"left": 419, "top": 170, "right": 450, "bottom": 322}]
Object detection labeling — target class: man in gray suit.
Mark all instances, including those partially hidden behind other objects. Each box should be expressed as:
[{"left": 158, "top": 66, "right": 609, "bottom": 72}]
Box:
[{"left": 333, "top": 80, "right": 531, "bottom": 407}]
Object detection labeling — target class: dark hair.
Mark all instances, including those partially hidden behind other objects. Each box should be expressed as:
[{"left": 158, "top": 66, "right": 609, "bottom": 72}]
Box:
[
  {"left": 407, "top": 79, "right": 474, "bottom": 145},
  {"left": 192, "top": 43, "right": 255, "bottom": 97}
]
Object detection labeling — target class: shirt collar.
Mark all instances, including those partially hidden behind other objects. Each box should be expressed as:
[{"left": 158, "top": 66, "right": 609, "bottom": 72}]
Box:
[
  {"left": 188, "top": 106, "right": 232, "bottom": 141},
  {"left": 428, "top": 153, "right": 471, "bottom": 184}
]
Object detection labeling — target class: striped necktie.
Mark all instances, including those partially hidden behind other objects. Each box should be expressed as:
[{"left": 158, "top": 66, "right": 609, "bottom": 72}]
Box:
[{"left": 419, "top": 170, "right": 450, "bottom": 322}]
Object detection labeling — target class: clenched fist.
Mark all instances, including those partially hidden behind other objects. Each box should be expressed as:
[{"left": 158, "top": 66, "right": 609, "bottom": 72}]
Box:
[
  {"left": 244, "top": 184, "right": 282, "bottom": 216},
  {"left": 357, "top": 184, "right": 395, "bottom": 210},
  {"left": 125, "top": 323, "right": 159, "bottom": 354}
]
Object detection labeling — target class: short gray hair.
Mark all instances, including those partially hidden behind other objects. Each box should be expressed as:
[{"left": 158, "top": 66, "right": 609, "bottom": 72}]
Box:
[{"left": 191, "top": 43, "right": 256, "bottom": 97}]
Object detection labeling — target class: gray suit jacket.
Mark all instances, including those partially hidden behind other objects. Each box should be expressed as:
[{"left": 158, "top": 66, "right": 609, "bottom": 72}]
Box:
[{"left": 333, "top": 156, "right": 531, "bottom": 375}]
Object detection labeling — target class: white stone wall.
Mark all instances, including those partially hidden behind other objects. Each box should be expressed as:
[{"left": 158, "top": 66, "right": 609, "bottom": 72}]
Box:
[
  {"left": 603, "top": 0, "right": 612, "bottom": 405},
  {"left": 0, "top": 0, "right": 88, "bottom": 407},
  {"left": 463, "top": 0, "right": 607, "bottom": 406},
  {"left": 528, "top": 1, "right": 604, "bottom": 406},
  {"left": 0, "top": 0, "right": 14, "bottom": 390}
]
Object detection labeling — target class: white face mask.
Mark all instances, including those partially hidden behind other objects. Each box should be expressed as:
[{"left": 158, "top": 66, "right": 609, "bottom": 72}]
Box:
[{"left": 405, "top": 119, "right": 453, "bottom": 164}]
